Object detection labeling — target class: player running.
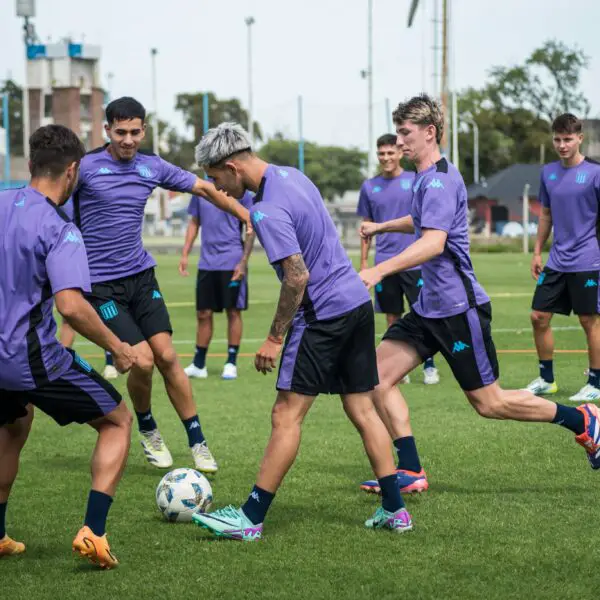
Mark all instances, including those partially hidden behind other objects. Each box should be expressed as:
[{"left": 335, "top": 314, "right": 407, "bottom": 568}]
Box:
[
  {"left": 179, "top": 191, "right": 255, "bottom": 380},
  {"left": 524, "top": 113, "right": 600, "bottom": 401},
  {"left": 0, "top": 125, "right": 136, "bottom": 568},
  {"left": 192, "top": 123, "right": 412, "bottom": 540},
  {"left": 358, "top": 95, "right": 600, "bottom": 494}
]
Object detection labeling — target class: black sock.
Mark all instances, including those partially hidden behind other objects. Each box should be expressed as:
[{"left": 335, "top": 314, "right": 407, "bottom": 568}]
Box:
[
  {"left": 194, "top": 346, "right": 208, "bottom": 369},
  {"left": 539, "top": 360, "right": 554, "bottom": 384},
  {"left": 0, "top": 502, "right": 6, "bottom": 539},
  {"left": 378, "top": 474, "right": 405, "bottom": 512},
  {"left": 182, "top": 415, "right": 205, "bottom": 447},
  {"left": 424, "top": 357, "right": 435, "bottom": 369},
  {"left": 393, "top": 436, "right": 422, "bottom": 472},
  {"left": 105, "top": 351, "right": 114, "bottom": 367},
  {"left": 588, "top": 368, "right": 600, "bottom": 389},
  {"left": 552, "top": 404, "right": 585, "bottom": 435},
  {"left": 241, "top": 485, "right": 275, "bottom": 524},
  {"left": 84, "top": 490, "right": 113, "bottom": 537},
  {"left": 227, "top": 345, "right": 239, "bottom": 366},
  {"left": 136, "top": 409, "right": 157, "bottom": 433}
]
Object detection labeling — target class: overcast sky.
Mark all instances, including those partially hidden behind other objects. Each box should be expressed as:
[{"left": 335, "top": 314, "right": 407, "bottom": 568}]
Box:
[{"left": 1, "top": 0, "right": 599, "bottom": 151}]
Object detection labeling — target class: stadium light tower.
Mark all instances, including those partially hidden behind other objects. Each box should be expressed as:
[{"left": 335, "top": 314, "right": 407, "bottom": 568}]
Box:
[
  {"left": 245, "top": 16, "right": 255, "bottom": 144},
  {"left": 150, "top": 48, "right": 159, "bottom": 156},
  {"left": 361, "top": 0, "right": 374, "bottom": 176},
  {"left": 16, "top": 0, "right": 37, "bottom": 157}
]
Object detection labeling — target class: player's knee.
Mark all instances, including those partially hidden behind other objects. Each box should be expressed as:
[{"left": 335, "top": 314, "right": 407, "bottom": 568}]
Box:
[
  {"left": 579, "top": 314, "right": 599, "bottom": 332},
  {"left": 271, "top": 402, "right": 301, "bottom": 430},
  {"left": 197, "top": 309, "right": 212, "bottom": 323},
  {"left": 153, "top": 345, "right": 178, "bottom": 372},
  {"left": 530, "top": 311, "right": 551, "bottom": 330}
]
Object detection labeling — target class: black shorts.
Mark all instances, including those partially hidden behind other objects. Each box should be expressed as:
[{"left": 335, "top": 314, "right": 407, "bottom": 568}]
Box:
[
  {"left": 276, "top": 301, "right": 379, "bottom": 396},
  {"left": 374, "top": 270, "right": 422, "bottom": 315},
  {"left": 196, "top": 270, "right": 248, "bottom": 312},
  {"left": 383, "top": 303, "right": 499, "bottom": 391},
  {"left": 531, "top": 267, "right": 599, "bottom": 315},
  {"left": 0, "top": 350, "right": 121, "bottom": 427},
  {"left": 85, "top": 268, "right": 172, "bottom": 346}
]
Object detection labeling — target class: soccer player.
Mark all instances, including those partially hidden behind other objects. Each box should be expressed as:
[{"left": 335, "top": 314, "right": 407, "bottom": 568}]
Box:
[
  {"left": 357, "top": 95, "right": 600, "bottom": 493},
  {"left": 59, "top": 199, "right": 119, "bottom": 380},
  {"left": 191, "top": 123, "right": 412, "bottom": 541},
  {"left": 0, "top": 125, "right": 136, "bottom": 568},
  {"left": 524, "top": 114, "right": 600, "bottom": 401},
  {"left": 179, "top": 190, "right": 255, "bottom": 380},
  {"left": 72, "top": 97, "right": 250, "bottom": 472},
  {"left": 358, "top": 133, "right": 440, "bottom": 386}
]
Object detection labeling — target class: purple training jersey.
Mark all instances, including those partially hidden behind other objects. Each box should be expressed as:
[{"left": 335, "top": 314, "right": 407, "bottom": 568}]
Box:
[
  {"left": 188, "top": 191, "right": 254, "bottom": 270},
  {"left": 540, "top": 158, "right": 600, "bottom": 272},
  {"left": 250, "top": 165, "right": 370, "bottom": 321},
  {"left": 357, "top": 171, "right": 418, "bottom": 267},
  {"left": 62, "top": 198, "right": 74, "bottom": 221},
  {"left": 74, "top": 146, "right": 197, "bottom": 283},
  {"left": 411, "top": 158, "right": 489, "bottom": 319},
  {"left": 0, "top": 187, "right": 91, "bottom": 390}
]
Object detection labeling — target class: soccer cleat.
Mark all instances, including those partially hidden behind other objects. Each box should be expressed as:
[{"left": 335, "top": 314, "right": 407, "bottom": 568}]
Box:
[
  {"left": 360, "top": 468, "right": 428, "bottom": 495},
  {"left": 184, "top": 364, "right": 208, "bottom": 379},
  {"left": 221, "top": 363, "right": 238, "bottom": 380},
  {"left": 575, "top": 403, "right": 600, "bottom": 469},
  {"left": 400, "top": 374, "right": 411, "bottom": 385},
  {"left": 102, "top": 365, "right": 118, "bottom": 380},
  {"left": 72, "top": 526, "right": 118, "bottom": 569},
  {"left": 569, "top": 384, "right": 600, "bottom": 402},
  {"left": 193, "top": 505, "right": 262, "bottom": 541},
  {"left": 0, "top": 535, "right": 25, "bottom": 557},
  {"left": 524, "top": 376, "right": 558, "bottom": 395},
  {"left": 365, "top": 506, "right": 413, "bottom": 533},
  {"left": 140, "top": 429, "right": 173, "bottom": 468},
  {"left": 191, "top": 441, "right": 218, "bottom": 474},
  {"left": 423, "top": 367, "right": 440, "bottom": 385}
]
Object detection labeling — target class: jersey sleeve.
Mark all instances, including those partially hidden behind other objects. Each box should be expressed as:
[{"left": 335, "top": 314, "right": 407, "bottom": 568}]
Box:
[
  {"left": 46, "top": 223, "right": 92, "bottom": 294},
  {"left": 251, "top": 205, "right": 301, "bottom": 264},
  {"left": 158, "top": 157, "right": 197, "bottom": 192},
  {"left": 419, "top": 174, "right": 458, "bottom": 233},
  {"left": 356, "top": 183, "right": 373, "bottom": 219},
  {"left": 187, "top": 196, "right": 201, "bottom": 222},
  {"left": 539, "top": 172, "right": 550, "bottom": 208},
  {"left": 241, "top": 191, "right": 255, "bottom": 210}
]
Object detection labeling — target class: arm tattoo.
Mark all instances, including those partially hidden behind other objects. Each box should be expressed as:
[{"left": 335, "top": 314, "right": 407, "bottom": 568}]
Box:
[
  {"left": 269, "top": 253, "right": 309, "bottom": 341},
  {"left": 242, "top": 230, "right": 256, "bottom": 262}
]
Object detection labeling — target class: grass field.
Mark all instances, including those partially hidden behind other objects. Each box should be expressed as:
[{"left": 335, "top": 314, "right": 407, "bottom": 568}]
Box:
[{"left": 3, "top": 252, "right": 597, "bottom": 600}]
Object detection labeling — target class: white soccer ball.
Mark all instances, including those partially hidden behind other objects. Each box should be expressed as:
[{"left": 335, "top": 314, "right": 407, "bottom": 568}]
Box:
[{"left": 156, "top": 468, "right": 213, "bottom": 522}]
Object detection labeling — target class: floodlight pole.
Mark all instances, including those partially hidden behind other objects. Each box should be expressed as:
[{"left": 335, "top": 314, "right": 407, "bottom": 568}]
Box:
[
  {"left": 245, "top": 17, "right": 255, "bottom": 144},
  {"left": 150, "top": 48, "right": 159, "bottom": 156},
  {"left": 367, "top": 0, "right": 374, "bottom": 176}
]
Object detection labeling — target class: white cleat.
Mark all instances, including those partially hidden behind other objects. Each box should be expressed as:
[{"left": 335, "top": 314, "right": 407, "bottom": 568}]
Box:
[
  {"left": 102, "top": 365, "right": 119, "bottom": 380},
  {"left": 569, "top": 384, "right": 600, "bottom": 403},
  {"left": 184, "top": 364, "right": 208, "bottom": 379},
  {"left": 423, "top": 367, "right": 440, "bottom": 385},
  {"left": 523, "top": 376, "right": 558, "bottom": 395},
  {"left": 191, "top": 442, "right": 218, "bottom": 474},
  {"left": 140, "top": 429, "right": 173, "bottom": 468},
  {"left": 221, "top": 363, "right": 238, "bottom": 380}
]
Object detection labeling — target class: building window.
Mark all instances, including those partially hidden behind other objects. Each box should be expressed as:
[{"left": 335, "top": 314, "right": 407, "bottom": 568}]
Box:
[
  {"left": 44, "top": 94, "right": 52, "bottom": 119},
  {"left": 80, "top": 94, "right": 91, "bottom": 120}
]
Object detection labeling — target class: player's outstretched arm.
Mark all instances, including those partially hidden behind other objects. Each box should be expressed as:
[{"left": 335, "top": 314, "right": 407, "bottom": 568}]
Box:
[
  {"left": 359, "top": 219, "right": 372, "bottom": 271},
  {"left": 359, "top": 215, "right": 415, "bottom": 240},
  {"left": 531, "top": 207, "right": 552, "bottom": 280},
  {"left": 191, "top": 178, "right": 252, "bottom": 232},
  {"left": 179, "top": 217, "right": 200, "bottom": 277},
  {"left": 55, "top": 289, "right": 137, "bottom": 373}
]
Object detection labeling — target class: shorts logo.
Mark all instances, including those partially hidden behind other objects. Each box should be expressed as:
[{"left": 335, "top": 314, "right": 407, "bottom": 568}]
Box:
[
  {"left": 452, "top": 340, "right": 470, "bottom": 354},
  {"left": 228, "top": 281, "right": 241, "bottom": 288},
  {"left": 74, "top": 353, "right": 92, "bottom": 373},
  {"left": 375, "top": 283, "right": 383, "bottom": 293},
  {"left": 576, "top": 171, "right": 587, "bottom": 185},
  {"left": 99, "top": 300, "right": 118, "bottom": 321},
  {"left": 137, "top": 165, "right": 153, "bottom": 178},
  {"left": 252, "top": 210, "right": 267, "bottom": 225},
  {"left": 537, "top": 272, "right": 546, "bottom": 286},
  {"left": 152, "top": 290, "right": 163, "bottom": 299},
  {"left": 372, "top": 185, "right": 382, "bottom": 193},
  {"left": 416, "top": 278, "right": 424, "bottom": 287},
  {"left": 584, "top": 279, "right": 598, "bottom": 288},
  {"left": 401, "top": 179, "right": 412, "bottom": 191},
  {"left": 427, "top": 178, "right": 444, "bottom": 189},
  {"left": 64, "top": 231, "right": 81, "bottom": 244},
  {"left": 548, "top": 173, "right": 557, "bottom": 181}
]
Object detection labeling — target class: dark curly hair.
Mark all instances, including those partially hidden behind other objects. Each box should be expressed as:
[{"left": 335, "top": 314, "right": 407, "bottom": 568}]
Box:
[{"left": 29, "top": 125, "right": 86, "bottom": 178}]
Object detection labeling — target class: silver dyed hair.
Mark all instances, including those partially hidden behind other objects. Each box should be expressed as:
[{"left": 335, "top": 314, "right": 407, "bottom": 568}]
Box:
[{"left": 195, "top": 122, "right": 252, "bottom": 167}]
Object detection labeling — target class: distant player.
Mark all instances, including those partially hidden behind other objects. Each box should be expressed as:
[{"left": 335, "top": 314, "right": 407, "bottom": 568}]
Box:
[
  {"left": 59, "top": 198, "right": 118, "bottom": 380},
  {"left": 179, "top": 190, "right": 255, "bottom": 380},
  {"left": 524, "top": 114, "right": 600, "bottom": 401},
  {"left": 358, "top": 133, "right": 440, "bottom": 386},
  {"left": 192, "top": 123, "right": 412, "bottom": 541},
  {"left": 358, "top": 95, "right": 600, "bottom": 494},
  {"left": 72, "top": 97, "right": 250, "bottom": 472},
  {"left": 0, "top": 125, "right": 136, "bottom": 568}
]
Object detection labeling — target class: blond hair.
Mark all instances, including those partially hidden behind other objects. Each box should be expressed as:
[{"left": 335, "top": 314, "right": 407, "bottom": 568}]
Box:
[{"left": 392, "top": 94, "right": 444, "bottom": 144}]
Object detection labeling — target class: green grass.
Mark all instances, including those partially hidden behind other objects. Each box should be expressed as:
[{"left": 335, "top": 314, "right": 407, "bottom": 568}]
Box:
[{"left": 3, "top": 253, "right": 595, "bottom": 600}]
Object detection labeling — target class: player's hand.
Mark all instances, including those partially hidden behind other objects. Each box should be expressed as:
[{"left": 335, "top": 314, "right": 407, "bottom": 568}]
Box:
[
  {"left": 231, "top": 260, "right": 247, "bottom": 282},
  {"left": 112, "top": 342, "right": 137, "bottom": 374},
  {"left": 178, "top": 255, "right": 189, "bottom": 277},
  {"left": 255, "top": 336, "right": 283, "bottom": 375},
  {"left": 360, "top": 261, "right": 368, "bottom": 272},
  {"left": 359, "top": 266, "right": 383, "bottom": 290},
  {"left": 360, "top": 221, "right": 379, "bottom": 239},
  {"left": 531, "top": 254, "right": 543, "bottom": 280}
]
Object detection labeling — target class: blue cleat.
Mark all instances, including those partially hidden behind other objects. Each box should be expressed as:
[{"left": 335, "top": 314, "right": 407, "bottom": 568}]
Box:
[
  {"left": 575, "top": 403, "right": 600, "bottom": 469},
  {"left": 360, "top": 469, "right": 428, "bottom": 494},
  {"left": 192, "top": 505, "right": 262, "bottom": 541}
]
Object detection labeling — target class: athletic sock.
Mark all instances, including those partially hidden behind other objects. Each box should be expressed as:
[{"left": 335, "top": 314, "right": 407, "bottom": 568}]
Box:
[
  {"left": 539, "top": 360, "right": 554, "bottom": 384},
  {"left": 424, "top": 357, "right": 435, "bottom": 370},
  {"left": 84, "top": 490, "right": 113, "bottom": 537},
  {"left": 552, "top": 404, "right": 585, "bottom": 435},
  {"left": 0, "top": 502, "right": 7, "bottom": 539},
  {"left": 378, "top": 474, "right": 405, "bottom": 512},
  {"left": 136, "top": 409, "right": 157, "bottom": 433},
  {"left": 393, "top": 436, "right": 422, "bottom": 473},
  {"left": 241, "top": 485, "right": 275, "bottom": 525},
  {"left": 182, "top": 415, "right": 205, "bottom": 447},
  {"left": 105, "top": 351, "right": 114, "bottom": 367},
  {"left": 226, "top": 345, "right": 239, "bottom": 366},
  {"left": 194, "top": 346, "right": 208, "bottom": 369},
  {"left": 588, "top": 368, "right": 600, "bottom": 389}
]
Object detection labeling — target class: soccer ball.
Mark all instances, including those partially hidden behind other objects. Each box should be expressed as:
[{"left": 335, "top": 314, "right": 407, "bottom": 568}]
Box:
[{"left": 156, "top": 468, "right": 213, "bottom": 522}]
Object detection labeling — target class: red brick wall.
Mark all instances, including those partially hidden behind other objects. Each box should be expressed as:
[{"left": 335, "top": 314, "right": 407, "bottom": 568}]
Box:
[
  {"left": 52, "top": 88, "right": 81, "bottom": 134},
  {"left": 90, "top": 88, "right": 105, "bottom": 148}
]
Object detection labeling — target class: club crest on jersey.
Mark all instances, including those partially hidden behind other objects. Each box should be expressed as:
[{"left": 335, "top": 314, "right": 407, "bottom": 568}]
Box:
[
  {"left": 576, "top": 171, "right": 587, "bottom": 185},
  {"left": 401, "top": 179, "right": 412, "bottom": 190},
  {"left": 137, "top": 165, "right": 153, "bottom": 179}
]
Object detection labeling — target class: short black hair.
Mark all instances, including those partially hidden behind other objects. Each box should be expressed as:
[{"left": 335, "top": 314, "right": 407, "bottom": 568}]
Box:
[
  {"left": 105, "top": 96, "right": 146, "bottom": 125},
  {"left": 29, "top": 124, "right": 85, "bottom": 179},
  {"left": 377, "top": 134, "right": 397, "bottom": 148},
  {"left": 552, "top": 113, "right": 582, "bottom": 135}
]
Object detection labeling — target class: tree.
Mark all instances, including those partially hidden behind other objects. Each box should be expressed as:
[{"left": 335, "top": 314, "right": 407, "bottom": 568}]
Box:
[
  {"left": 175, "top": 92, "right": 262, "bottom": 143},
  {"left": 141, "top": 113, "right": 196, "bottom": 169},
  {"left": 0, "top": 79, "right": 24, "bottom": 156},
  {"left": 259, "top": 134, "right": 366, "bottom": 201}
]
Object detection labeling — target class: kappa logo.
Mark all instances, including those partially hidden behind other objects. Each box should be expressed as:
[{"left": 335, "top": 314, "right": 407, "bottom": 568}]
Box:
[
  {"left": 137, "top": 165, "right": 153, "bottom": 178},
  {"left": 537, "top": 272, "right": 546, "bottom": 286},
  {"left": 188, "top": 421, "right": 200, "bottom": 430},
  {"left": 401, "top": 179, "right": 412, "bottom": 191},
  {"left": 97, "top": 167, "right": 113, "bottom": 175},
  {"left": 278, "top": 169, "right": 289, "bottom": 178},
  {"left": 152, "top": 290, "right": 162, "bottom": 299},
  {"left": 229, "top": 281, "right": 241, "bottom": 288},
  {"left": 64, "top": 231, "right": 81, "bottom": 244},
  {"left": 375, "top": 283, "right": 383, "bottom": 293},
  {"left": 252, "top": 210, "right": 267, "bottom": 224},
  {"left": 584, "top": 279, "right": 598, "bottom": 288},
  {"left": 416, "top": 278, "right": 424, "bottom": 287},
  {"left": 372, "top": 185, "right": 382, "bottom": 193},
  {"left": 548, "top": 173, "right": 558, "bottom": 181},
  {"left": 427, "top": 178, "right": 444, "bottom": 190},
  {"left": 452, "top": 340, "right": 470, "bottom": 354},
  {"left": 250, "top": 491, "right": 260, "bottom": 502}
]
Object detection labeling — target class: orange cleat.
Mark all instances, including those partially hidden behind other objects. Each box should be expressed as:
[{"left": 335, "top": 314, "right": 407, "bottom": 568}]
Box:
[
  {"left": 0, "top": 535, "right": 25, "bottom": 557},
  {"left": 72, "top": 526, "right": 118, "bottom": 569}
]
